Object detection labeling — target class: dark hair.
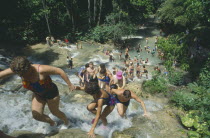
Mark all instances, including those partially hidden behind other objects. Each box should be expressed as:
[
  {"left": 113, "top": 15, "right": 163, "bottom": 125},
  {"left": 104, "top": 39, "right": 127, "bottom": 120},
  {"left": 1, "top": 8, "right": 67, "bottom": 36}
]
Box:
[
  {"left": 84, "top": 82, "right": 100, "bottom": 95},
  {"left": 99, "top": 63, "right": 106, "bottom": 74},
  {"left": 85, "top": 63, "right": 89, "bottom": 68},
  {"left": 89, "top": 62, "right": 93, "bottom": 65},
  {"left": 113, "top": 71, "right": 116, "bottom": 75},
  {"left": 123, "top": 90, "right": 131, "bottom": 98},
  {"left": 10, "top": 56, "right": 31, "bottom": 75},
  {"left": 110, "top": 84, "right": 118, "bottom": 89}
]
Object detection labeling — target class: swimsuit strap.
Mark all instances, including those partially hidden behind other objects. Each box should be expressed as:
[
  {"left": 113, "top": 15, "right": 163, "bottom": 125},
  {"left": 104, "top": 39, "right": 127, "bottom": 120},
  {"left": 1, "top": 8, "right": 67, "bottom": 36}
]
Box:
[{"left": 37, "top": 64, "right": 41, "bottom": 80}]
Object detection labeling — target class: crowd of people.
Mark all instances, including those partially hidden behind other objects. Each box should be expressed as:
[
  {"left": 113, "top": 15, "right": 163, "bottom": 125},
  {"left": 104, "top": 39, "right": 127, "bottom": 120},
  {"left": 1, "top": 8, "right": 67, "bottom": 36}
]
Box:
[
  {"left": 0, "top": 35, "right": 170, "bottom": 138},
  {"left": 46, "top": 36, "right": 83, "bottom": 49}
]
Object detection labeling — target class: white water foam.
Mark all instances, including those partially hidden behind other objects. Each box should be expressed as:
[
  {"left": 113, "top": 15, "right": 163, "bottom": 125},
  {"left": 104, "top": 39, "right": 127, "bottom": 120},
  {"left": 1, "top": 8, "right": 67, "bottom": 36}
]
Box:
[
  {"left": 121, "top": 35, "right": 143, "bottom": 40},
  {"left": 59, "top": 44, "right": 77, "bottom": 51},
  {"left": 0, "top": 91, "right": 162, "bottom": 137}
]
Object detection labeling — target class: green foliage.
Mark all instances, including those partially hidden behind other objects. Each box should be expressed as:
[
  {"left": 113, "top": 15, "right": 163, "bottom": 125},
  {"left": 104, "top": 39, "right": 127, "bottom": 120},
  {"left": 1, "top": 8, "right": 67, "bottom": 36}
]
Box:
[
  {"left": 180, "top": 111, "right": 210, "bottom": 137},
  {"left": 158, "top": 0, "right": 210, "bottom": 28},
  {"left": 171, "top": 82, "right": 210, "bottom": 136},
  {"left": 89, "top": 12, "right": 136, "bottom": 43},
  {"left": 168, "top": 70, "right": 185, "bottom": 86},
  {"left": 171, "top": 90, "right": 198, "bottom": 110},
  {"left": 143, "top": 76, "right": 169, "bottom": 93},
  {"left": 198, "top": 57, "right": 210, "bottom": 89}
]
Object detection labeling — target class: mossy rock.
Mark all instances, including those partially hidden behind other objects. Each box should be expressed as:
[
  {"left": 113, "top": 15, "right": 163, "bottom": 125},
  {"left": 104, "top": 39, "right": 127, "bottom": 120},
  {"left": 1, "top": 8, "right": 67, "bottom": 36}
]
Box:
[
  {"left": 181, "top": 114, "right": 194, "bottom": 127},
  {"left": 187, "top": 131, "right": 200, "bottom": 138}
]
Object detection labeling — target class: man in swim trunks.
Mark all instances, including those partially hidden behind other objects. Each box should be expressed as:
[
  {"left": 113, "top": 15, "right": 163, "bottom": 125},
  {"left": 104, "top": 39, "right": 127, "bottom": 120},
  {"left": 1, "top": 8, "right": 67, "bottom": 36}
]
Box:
[
  {"left": 109, "top": 84, "right": 148, "bottom": 118},
  {"left": 136, "top": 63, "right": 141, "bottom": 78},
  {"left": 87, "top": 62, "right": 97, "bottom": 82},
  {"left": 128, "top": 62, "right": 134, "bottom": 78},
  {"left": 0, "top": 56, "right": 75, "bottom": 127}
]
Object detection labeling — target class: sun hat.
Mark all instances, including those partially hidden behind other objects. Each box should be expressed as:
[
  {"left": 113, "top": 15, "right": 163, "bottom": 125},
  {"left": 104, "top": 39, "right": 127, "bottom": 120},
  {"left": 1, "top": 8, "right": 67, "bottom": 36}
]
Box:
[{"left": 116, "top": 71, "right": 123, "bottom": 80}]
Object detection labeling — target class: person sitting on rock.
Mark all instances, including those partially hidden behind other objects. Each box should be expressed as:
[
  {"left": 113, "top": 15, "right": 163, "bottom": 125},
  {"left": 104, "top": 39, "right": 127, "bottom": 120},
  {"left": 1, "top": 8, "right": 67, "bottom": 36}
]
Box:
[
  {"left": 109, "top": 84, "right": 148, "bottom": 118},
  {"left": 0, "top": 56, "right": 75, "bottom": 127}
]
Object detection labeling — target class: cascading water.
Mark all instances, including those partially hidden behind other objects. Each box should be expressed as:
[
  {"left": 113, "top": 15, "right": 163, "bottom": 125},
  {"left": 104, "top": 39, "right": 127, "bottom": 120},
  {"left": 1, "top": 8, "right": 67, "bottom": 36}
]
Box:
[{"left": 0, "top": 22, "right": 167, "bottom": 137}]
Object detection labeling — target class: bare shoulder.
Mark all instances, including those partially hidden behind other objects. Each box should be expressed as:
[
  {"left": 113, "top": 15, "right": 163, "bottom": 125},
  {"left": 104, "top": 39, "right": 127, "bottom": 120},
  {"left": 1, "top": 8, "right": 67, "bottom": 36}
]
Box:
[
  {"left": 35, "top": 64, "right": 59, "bottom": 74},
  {"left": 100, "top": 89, "right": 109, "bottom": 98}
]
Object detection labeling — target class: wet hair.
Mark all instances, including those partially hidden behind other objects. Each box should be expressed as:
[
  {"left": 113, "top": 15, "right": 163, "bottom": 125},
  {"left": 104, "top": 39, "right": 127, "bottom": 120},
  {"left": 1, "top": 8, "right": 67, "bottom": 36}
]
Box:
[
  {"left": 123, "top": 90, "right": 131, "bottom": 98},
  {"left": 113, "top": 71, "right": 116, "bottom": 75},
  {"left": 10, "top": 56, "right": 31, "bottom": 75},
  {"left": 84, "top": 82, "right": 100, "bottom": 95},
  {"left": 110, "top": 84, "right": 118, "bottom": 89},
  {"left": 85, "top": 63, "right": 89, "bottom": 68},
  {"left": 99, "top": 63, "right": 106, "bottom": 74},
  {"left": 89, "top": 62, "right": 93, "bottom": 65}
]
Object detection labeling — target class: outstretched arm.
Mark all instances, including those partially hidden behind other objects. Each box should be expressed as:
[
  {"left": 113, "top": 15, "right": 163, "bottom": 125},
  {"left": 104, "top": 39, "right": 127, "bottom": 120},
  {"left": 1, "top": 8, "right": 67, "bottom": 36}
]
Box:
[
  {"left": 88, "top": 99, "right": 104, "bottom": 138},
  {"left": 131, "top": 91, "right": 148, "bottom": 116},
  {"left": 39, "top": 65, "right": 75, "bottom": 91},
  {"left": 121, "top": 76, "right": 126, "bottom": 89},
  {"left": 0, "top": 68, "right": 14, "bottom": 79}
]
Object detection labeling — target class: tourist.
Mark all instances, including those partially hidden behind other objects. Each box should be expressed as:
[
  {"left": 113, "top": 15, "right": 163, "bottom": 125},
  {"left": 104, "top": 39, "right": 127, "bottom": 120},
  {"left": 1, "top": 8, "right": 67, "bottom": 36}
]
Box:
[
  {"left": 46, "top": 36, "right": 51, "bottom": 47},
  {"left": 110, "top": 71, "right": 126, "bottom": 89},
  {"left": 140, "top": 65, "right": 148, "bottom": 79},
  {"left": 119, "top": 52, "right": 122, "bottom": 60},
  {"left": 109, "top": 84, "right": 148, "bottom": 118},
  {"left": 97, "top": 63, "right": 112, "bottom": 91},
  {"left": 0, "top": 56, "right": 75, "bottom": 127},
  {"left": 78, "top": 81, "right": 116, "bottom": 138},
  {"left": 128, "top": 62, "right": 134, "bottom": 78},
  {"left": 146, "top": 37, "right": 148, "bottom": 44},
  {"left": 86, "top": 62, "right": 97, "bottom": 82},
  {"left": 136, "top": 63, "right": 141, "bottom": 78},
  {"left": 69, "top": 57, "right": 73, "bottom": 69}
]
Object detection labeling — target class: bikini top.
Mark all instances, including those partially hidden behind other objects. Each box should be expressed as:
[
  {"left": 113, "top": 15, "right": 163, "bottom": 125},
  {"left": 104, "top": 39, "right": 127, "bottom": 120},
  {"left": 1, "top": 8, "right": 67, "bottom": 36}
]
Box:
[{"left": 22, "top": 65, "right": 53, "bottom": 95}]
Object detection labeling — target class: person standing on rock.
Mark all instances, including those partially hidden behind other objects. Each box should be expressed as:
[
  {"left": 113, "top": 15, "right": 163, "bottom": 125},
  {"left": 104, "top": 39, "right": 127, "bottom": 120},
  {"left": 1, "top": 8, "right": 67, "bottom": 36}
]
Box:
[
  {"left": 46, "top": 36, "right": 51, "bottom": 47},
  {"left": 86, "top": 62, "right": 98, "bottom": 82},
  {"left": 0, "top": 56, "right": 75, "bottom": 127},
  {"left": 109, "top": 84, "right": 148, "bottom": 118},
  {"left": 69, "top": 57, "right": 73, "bottom": 69}
]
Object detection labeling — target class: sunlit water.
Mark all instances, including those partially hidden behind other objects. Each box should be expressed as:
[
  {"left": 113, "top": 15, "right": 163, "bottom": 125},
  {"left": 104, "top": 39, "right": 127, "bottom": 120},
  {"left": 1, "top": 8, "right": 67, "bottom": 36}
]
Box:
[
  {"left": 0, "top": 25, "right": 164, "bottom": 137},
  {"left": 0, "top": 90, "right": 162, "bottom": 137}
]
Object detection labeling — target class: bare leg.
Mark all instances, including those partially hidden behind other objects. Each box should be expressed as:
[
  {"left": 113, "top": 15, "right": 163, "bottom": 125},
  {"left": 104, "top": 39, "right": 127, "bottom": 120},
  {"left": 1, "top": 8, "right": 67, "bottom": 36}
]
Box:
[
  {"left": 116, "top": 103, "right": 128, "bottom": 118},
  {"left": 87, "top": 102, "right": 97, "bottom": 114},
  {"left": 100, "top": 106, "right": 115, "bottom": 126},
  {"left": 47, "top": 96, "right": 69, "bottom": 125},
  {"left": 31, "top": 94, "right": 55, "bottom": 126}
]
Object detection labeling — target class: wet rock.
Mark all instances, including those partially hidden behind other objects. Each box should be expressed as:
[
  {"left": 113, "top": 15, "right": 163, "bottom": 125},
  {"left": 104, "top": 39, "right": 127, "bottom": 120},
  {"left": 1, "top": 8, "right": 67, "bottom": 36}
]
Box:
[
  {"left": 45, "top": 129, "right": 103, "bottom": 138},
  {"left": 10, "top": 130, "right": 45, "bottom": 138}
]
